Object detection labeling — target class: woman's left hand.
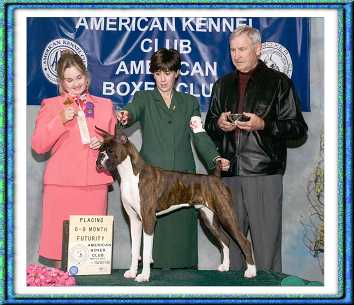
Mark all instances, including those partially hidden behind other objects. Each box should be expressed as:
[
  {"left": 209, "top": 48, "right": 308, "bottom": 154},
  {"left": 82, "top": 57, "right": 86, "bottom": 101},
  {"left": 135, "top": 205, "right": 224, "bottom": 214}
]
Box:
[{"left": 89, "top": 137, "right": 103, "bottom": 150}]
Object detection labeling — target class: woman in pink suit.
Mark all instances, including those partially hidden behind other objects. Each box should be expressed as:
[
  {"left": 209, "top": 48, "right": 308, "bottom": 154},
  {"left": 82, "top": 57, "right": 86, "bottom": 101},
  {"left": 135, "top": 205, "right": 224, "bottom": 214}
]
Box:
[{"left": 32, "top": 51, "right": 117, "bottom": 268}]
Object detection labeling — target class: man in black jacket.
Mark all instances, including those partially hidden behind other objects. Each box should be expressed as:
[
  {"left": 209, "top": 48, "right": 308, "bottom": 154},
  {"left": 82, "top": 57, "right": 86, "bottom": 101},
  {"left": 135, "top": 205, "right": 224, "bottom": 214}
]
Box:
[{"left": 205, "top": 26, "right": 308, "bottom": 273}]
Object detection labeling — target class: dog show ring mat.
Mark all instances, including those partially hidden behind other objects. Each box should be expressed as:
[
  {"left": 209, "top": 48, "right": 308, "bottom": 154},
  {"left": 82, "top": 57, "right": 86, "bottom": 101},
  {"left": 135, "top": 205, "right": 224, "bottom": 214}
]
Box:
[{"left": 75, "top": 269, "right": 322, "bottom": 286}]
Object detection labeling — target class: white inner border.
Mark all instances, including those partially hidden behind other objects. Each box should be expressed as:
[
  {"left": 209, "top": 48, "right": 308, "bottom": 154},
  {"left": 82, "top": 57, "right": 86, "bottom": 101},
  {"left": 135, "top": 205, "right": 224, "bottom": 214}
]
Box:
[{"left": 15, "top": 8, "right": 338, "bottom": 298}]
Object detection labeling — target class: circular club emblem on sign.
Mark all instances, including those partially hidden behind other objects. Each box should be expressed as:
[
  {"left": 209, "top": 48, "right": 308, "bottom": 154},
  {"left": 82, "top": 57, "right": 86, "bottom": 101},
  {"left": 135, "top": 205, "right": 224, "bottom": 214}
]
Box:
[
  {"left": 260, "top": 42, "right": 293, "bottom": 78},
  {"left": 41, "top": 38, "right": 87, "bottom": 84},
  {"left": 69, "top": 265, "right": 79, "bottom": 276}
]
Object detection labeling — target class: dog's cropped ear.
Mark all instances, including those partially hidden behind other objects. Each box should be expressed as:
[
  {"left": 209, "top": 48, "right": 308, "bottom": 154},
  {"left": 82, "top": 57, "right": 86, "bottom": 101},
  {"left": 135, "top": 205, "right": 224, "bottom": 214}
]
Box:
[
  {"left": 114, "top": 123, "right": 128, "bottom": 144},
  {"left": 95, "top": 125, "right": 110, "bottom": 135},
  {"left": 95, "top": 126, "right": 114, "bottom": 143}
]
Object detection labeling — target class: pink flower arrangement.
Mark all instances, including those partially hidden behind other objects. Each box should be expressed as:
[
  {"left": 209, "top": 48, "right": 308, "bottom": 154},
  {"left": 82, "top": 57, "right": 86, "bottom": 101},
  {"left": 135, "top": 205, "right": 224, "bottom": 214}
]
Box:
[{"left": 26, "top": 264, "right": 76, "bottom": 286}]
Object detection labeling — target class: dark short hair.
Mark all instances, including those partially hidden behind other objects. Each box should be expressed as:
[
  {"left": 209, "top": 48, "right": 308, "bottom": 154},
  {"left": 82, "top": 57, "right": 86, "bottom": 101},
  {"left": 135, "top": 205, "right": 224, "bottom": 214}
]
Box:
[{"left": 149, "top": 48, "right": 181, "bottom": 73}]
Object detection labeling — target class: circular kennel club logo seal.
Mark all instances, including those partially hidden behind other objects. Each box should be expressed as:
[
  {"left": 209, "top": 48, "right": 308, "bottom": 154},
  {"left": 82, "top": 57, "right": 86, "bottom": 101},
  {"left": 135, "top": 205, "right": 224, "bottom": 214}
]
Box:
[
  {"left": 41, "top": 38, "right": 87, "bottom": 84},
  {"left": 260, "top": 42, "right": 293, "bottom": 78}
]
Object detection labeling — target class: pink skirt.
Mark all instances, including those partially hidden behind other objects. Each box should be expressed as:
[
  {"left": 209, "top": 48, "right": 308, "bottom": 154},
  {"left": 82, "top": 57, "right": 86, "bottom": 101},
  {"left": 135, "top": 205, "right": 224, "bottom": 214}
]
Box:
[{"left": 39, "top": 185, "right": 108, "bottom": 261}]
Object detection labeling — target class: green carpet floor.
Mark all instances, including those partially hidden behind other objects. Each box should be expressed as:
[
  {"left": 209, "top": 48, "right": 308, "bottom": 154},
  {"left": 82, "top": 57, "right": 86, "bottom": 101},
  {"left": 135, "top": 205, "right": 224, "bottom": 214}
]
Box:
[{"left": 75, "top": 269, "right": 323, "bottom": 286}]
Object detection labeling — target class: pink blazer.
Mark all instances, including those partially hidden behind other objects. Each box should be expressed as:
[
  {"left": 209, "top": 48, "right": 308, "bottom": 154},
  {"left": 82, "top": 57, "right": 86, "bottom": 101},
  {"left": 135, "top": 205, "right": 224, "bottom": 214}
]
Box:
[{"left": 32, "top": 94, "right": 117, "bottom": 186}]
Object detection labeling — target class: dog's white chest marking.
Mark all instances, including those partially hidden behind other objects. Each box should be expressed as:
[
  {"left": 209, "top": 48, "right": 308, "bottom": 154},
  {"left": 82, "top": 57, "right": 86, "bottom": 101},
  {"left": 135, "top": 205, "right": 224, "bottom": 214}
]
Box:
[{"left": 117, "top": 156, "right": 141, "bottom": 217}]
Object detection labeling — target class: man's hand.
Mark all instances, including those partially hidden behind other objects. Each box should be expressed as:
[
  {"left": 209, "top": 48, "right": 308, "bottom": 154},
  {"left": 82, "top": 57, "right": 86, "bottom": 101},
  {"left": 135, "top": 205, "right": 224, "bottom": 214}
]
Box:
[
  {"left": 116, "top": 110, "right": 129, "bottom": 125},
  {"left": 217, "top": 112, "right": 237, "bottom": 132},
  {"left": 236, "top": 112, "right": 265, "bottom": 131}
]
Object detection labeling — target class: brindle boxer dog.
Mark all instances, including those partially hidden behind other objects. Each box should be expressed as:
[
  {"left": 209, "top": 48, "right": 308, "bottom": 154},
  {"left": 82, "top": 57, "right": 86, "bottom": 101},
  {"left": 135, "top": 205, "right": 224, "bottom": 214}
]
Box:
[{"left": 96, "top": 125, "right": 256, "bottom": 282}]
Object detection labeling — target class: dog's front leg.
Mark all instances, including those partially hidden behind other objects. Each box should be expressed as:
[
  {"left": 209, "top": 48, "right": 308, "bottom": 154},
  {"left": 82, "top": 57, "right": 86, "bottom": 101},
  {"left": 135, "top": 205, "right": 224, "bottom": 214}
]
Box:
[
  {"left": 135, "top": 231, "right": 153, "bottom": 282},
  {"left": 123, "top": 210, "right": 142, "bottom": 279}
]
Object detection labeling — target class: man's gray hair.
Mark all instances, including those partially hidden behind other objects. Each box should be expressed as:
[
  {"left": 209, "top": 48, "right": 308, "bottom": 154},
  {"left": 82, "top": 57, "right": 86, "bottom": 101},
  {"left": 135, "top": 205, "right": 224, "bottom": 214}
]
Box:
[{"left": 229, "top": 26, "right": 261, "bottom": 45}]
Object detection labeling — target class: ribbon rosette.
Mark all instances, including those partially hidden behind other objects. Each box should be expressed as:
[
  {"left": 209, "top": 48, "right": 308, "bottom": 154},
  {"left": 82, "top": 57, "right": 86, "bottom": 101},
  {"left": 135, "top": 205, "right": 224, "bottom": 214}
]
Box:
[{"left": 84, "top": 101, "right": 94, "bottom": 118}]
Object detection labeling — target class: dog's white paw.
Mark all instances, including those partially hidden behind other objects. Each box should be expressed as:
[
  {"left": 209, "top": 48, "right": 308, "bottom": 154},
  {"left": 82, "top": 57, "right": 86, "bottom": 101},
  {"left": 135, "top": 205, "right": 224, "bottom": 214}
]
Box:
[
  {"left": 217, "top": 263, "right": 229, "bottom": 272},
  {"left": 135, "top": 273, "right": 150, "bottom": 282},
  {"left": 124, "top": 269, "right": 137, "bottom": 279},
  {"left": 244, "top": 264, "right": 257, "bottom": 278}
]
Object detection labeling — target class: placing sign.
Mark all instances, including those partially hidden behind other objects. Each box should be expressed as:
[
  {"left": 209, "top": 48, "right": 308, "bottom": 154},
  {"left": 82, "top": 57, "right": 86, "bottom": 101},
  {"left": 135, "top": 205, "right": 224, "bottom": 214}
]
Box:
[{"left": 67, "top": 215, "right": 114, "bottom": 276}]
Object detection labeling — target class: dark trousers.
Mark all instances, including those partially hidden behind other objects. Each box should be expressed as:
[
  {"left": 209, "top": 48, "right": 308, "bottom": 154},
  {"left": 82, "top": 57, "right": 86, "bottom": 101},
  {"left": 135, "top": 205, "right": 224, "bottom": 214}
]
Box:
[{"left": 223, "top": 175, "right": 283, "bottom": 273}]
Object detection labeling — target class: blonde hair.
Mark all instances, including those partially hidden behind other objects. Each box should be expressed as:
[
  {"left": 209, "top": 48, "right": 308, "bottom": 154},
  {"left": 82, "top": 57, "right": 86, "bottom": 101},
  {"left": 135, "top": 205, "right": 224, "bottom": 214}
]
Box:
[
  {"left": 56, "top": 50, "right": 90, "bottom": 95},
  {"left": 229, "top": 25, "right": 261, "bottom": 45}
]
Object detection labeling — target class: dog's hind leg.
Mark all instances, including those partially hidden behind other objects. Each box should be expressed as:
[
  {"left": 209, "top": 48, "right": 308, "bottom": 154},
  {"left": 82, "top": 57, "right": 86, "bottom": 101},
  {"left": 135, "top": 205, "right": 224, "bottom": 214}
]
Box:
[
  {"left": 199, "top": 206, "right": 230, "bottom": 272},
  {"left": 122, "top": 203, "right": 142, "bottom": 279},
  {"left": 215, "top": 200, "right": 257, "bottom": 278}
]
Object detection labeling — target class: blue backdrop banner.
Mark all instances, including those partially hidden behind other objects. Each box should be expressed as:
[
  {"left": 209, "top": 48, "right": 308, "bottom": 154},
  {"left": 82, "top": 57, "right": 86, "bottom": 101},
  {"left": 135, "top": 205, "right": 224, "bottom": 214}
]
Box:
[{"left": 27, "top": 17, "right": 310, "bottom": 112}]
